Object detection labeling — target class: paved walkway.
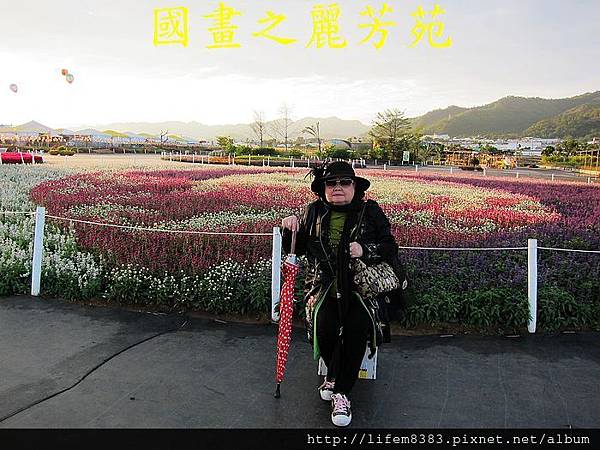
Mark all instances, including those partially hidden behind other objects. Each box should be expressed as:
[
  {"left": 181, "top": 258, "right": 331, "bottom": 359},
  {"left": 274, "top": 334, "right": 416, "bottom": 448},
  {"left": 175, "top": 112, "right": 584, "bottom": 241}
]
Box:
[{"left": 1, "top": 295, "right": 599, "bottom": 428}]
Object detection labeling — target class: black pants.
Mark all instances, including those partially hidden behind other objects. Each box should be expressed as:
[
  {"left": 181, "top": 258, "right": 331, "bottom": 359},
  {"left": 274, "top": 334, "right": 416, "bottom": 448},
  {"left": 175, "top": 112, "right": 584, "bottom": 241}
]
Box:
[{"left": 316, "top": 294, "right": 371, "bottom": 395}]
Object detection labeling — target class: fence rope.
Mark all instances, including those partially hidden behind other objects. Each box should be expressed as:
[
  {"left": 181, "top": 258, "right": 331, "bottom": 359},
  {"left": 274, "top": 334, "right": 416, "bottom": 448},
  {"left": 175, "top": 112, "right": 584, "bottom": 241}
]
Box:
[
  {"left": 11, "top": 213, "right": 600, "bottom": 251},
  {"left": 45, "top": 214, "right": 272, "bottom": 236},
  {"left": 0, "top": 210, "right": 35, "bottom": 215},
  {"left": 398, "top": 246, "right": 528, "bottom": 251},
  {"left": 538, "top": 246, "right": 600, "bottom": 254},
  {"left": 399, "top": 245, "right": 600, "bottom": 253}
]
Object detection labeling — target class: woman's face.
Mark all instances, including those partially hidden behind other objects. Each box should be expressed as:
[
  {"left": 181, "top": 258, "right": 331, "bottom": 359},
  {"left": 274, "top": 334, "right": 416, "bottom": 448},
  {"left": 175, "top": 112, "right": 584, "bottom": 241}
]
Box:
[{"left": 324, "top": 177, "right": 355, "bottom": 205}]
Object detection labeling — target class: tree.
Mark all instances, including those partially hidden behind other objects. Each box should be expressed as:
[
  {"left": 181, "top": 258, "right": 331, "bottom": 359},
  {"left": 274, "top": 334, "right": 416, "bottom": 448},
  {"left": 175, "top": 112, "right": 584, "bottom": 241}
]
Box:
[
  {"left": 542, "top": 145, "right": 555, "bottom": 157},
  {"left": 368, "top": 109, "right": 420, "bottom": 161},
  {"left": 479, "top": 144, "right": 500, "bottom": 154},
  {"left": 302, "top": 121, "right": 322, "bottom": 154},
  {"left": 420, "top": 142, "right": 437, "bottom": 163},
  {"left": 216, "top": 136, "right": 235, "bottom": 153},
  {"left": 280, "top": 104, "right": 292, "bottom": 152},
  {"left": 431, "top": 142, "right": 445, "bottom": 163},
  {"left": 557, "top": 138, "right": 580, "bottom": 157},
  {"left": 250, "top": 111, "right": 266, "bottom": 147},
  {"left": 406, "top": 133, "right": 424, "bottom": 162},
  {"left": 329, "top": 147, "right": 351, "bottom": 159},
  {"left": 269, "top": 103, "right": 293, "bottom": 151},
  {"left": 159, "top": 130, "right": 169, "bottom": 146}
]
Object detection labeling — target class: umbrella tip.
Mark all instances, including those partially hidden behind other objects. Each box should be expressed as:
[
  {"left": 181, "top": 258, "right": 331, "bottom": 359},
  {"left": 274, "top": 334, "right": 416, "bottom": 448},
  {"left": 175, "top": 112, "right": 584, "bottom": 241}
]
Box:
[{"left": 274, "top": 384, "right": 281, "bottom": 398}]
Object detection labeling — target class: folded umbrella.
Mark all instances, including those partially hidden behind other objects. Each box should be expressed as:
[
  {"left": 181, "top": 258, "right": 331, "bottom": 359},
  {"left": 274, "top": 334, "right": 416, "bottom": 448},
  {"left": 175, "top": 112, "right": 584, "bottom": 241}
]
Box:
[{"left": 274, "top": 230, "right": 299, "bottom": 398}]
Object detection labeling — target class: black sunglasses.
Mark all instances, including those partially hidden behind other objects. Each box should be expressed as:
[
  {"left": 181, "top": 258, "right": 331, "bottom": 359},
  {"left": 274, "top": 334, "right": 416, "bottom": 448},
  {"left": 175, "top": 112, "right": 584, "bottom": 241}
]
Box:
[{"left": 325, "top": 178, "right": 354, "bottom": 187}]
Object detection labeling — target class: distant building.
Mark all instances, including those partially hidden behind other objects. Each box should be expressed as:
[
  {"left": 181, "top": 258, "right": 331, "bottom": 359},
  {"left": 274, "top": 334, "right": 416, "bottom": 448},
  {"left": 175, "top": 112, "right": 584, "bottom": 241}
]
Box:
[
  {"left": 347, "top": 136, "right": 370, "bottom": 144},
  {"left": 328, "top": 139, "right": 352, "bottom": 150}
]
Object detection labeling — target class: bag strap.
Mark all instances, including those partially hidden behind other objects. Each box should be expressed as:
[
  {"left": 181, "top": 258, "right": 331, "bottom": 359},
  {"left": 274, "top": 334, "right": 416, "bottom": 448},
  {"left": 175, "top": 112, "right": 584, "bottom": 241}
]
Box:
[{"left": 351, "top": 201, "right": 368, "bottom": 241}]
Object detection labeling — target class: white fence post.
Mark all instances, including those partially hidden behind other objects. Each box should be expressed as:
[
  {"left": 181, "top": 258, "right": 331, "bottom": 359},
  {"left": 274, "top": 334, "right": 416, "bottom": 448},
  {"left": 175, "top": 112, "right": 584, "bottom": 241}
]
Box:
[
  {"left": 551, "top": 174, "right": 555, "bottom": 181},
  {"left": 527, "top": 238, "right": 538, "bottom": 333},
  {"left": 271, "top": 226, "right": 282, "bottom": 322},
  {"left": 31, "top": 206, "right": 46, "bottom": 296}
]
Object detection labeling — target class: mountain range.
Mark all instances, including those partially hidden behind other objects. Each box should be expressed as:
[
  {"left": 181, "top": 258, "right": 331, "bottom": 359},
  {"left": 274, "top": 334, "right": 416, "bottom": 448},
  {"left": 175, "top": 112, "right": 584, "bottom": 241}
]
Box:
[
  {"left": 71, "top": 116, "right": 371, "bottom": 142},
  {"left": 412, "top": 91, "right": 600, "bottom": 139},
  {"left": 4, "top": 91, "right": 599, "bottom": 141}
]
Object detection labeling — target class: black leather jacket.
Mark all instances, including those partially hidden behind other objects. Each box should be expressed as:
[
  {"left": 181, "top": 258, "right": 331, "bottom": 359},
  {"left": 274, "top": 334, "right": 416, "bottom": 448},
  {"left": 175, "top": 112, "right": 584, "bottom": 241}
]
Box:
[{"left": 282, "top": 198, "right": 405, "bottom": 345}]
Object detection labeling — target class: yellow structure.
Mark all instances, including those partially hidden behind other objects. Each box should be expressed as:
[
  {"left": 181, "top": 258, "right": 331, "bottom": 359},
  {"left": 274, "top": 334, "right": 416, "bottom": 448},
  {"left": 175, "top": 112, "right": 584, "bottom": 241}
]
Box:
[{"left": 444, "top": 149, "right": 516, "bottom": 169}]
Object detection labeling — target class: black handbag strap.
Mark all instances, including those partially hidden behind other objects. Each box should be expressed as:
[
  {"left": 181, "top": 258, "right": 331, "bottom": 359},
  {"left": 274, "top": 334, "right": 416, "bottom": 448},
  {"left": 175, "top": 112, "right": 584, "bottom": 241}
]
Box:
[
  {"left": 353, "top": 201, "right": 404, "bottom": 281},
  {"left": 352, "top": 201, "right": 368, "bottom": 241}
]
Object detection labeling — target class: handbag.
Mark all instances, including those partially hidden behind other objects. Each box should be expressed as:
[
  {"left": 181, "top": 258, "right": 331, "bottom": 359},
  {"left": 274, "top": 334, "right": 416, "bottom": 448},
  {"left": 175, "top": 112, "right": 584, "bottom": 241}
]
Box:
[
  {"left": 350, "top": 202, "right": 401, "bottom": 299},
  {"left": 352, "top": 258, "right": 400, "bottom": 299}
]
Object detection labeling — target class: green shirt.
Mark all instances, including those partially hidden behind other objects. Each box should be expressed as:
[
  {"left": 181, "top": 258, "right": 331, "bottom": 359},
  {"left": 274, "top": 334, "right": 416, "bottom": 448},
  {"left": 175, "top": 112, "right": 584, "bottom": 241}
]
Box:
[{"left": 328, "top": 211, "right": 347, "bottom": 298}]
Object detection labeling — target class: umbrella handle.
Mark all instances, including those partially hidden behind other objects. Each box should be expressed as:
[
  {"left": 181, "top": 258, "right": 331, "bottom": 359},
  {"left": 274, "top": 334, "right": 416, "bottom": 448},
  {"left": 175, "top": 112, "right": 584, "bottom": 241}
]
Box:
[
  {"left": 275, "top": 383, "right": 281, "bottom": 398},
  {"left": 290, "top": 230, "right": 297, "bottom": 255}
]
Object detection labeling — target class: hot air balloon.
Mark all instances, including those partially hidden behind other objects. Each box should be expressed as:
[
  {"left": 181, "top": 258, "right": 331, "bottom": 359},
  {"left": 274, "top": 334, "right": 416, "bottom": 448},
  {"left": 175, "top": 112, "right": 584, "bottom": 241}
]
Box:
[
  {"left": 65, "top": 74, "right": 74, "bottom": 84},
  {"left": 61, "top": 68, "right": 69, "bottom": 76},
  {"left": 9, "top": 84, "right": 18, "bottom": 93}
]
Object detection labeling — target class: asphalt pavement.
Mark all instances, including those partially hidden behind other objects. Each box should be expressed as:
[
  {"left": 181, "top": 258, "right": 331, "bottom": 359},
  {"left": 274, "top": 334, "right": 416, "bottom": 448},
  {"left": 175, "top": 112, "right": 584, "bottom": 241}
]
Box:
[{"left": 1, "top": 295, "right": 599, "bottom": 428}]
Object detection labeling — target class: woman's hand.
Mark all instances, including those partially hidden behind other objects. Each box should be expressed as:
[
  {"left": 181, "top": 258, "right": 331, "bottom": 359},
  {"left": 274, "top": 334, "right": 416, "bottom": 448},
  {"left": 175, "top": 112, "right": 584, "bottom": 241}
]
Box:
[
  {"left": 349, "top": 241, "right": 363, "bottom": 258},
  {"left": 281, "top": 215, "right": 299, "bottom": 232}
]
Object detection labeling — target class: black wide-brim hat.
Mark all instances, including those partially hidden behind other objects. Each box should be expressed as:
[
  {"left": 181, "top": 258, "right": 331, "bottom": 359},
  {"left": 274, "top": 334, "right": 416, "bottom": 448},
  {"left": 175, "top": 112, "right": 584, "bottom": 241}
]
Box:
[{"left": 310, "top": 161, "right": 370, "bottom": 194}]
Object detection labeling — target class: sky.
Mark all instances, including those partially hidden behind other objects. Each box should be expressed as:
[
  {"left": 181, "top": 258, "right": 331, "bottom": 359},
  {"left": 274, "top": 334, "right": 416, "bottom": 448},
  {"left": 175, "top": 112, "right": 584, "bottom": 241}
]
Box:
[{"left": 0, "top": 0, "right": 598, "bottom": 129}]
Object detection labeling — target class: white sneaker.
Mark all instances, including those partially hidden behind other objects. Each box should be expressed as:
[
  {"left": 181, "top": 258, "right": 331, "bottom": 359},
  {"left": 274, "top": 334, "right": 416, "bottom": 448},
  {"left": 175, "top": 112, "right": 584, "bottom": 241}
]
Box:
[
  {"left": 331, "top": 393, "right": 352, "bottom": 427},
  {"left": 318, "top": 379, "right": 335, "bottom": 401}
]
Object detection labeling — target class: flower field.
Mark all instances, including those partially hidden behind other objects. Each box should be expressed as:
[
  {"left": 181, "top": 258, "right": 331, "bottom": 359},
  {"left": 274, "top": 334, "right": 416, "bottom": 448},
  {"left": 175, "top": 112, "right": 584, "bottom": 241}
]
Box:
[
  {"left": 2, "top": 160, "right": 600, "bottom": 332},
  {"left": 1, "top": 152, "right": 44, "bottom": 164}
]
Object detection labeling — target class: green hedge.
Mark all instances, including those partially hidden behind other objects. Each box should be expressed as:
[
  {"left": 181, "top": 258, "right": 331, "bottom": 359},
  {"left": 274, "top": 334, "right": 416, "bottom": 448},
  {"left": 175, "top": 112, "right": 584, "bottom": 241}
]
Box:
[
  {"left": 3, "top": 254, "right": 598, "bottom": 333},
  {"left": 396, "top": 287, "right": 530, "bottom": 334},
  {"left": 538, "top": 286, "right": 599, "bottom": 331}
]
